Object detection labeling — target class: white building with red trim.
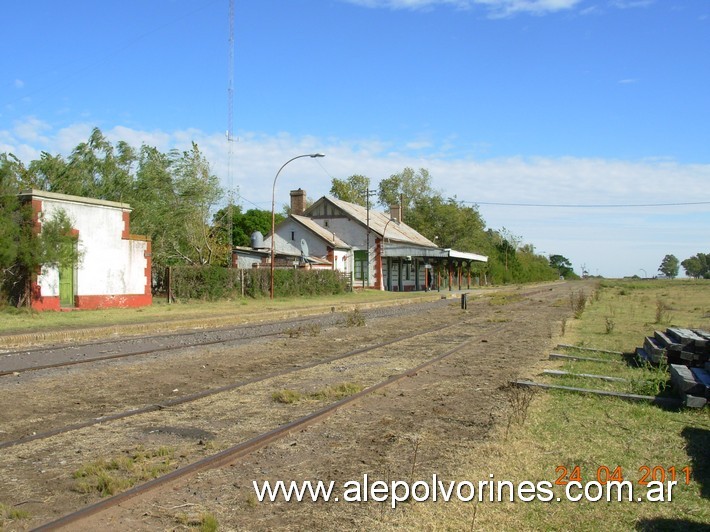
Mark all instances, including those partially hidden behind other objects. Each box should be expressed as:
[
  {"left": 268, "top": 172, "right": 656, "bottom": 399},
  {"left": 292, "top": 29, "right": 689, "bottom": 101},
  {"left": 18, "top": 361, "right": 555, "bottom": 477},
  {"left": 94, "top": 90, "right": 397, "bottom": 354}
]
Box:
[{"left": 20, "top": 190, "right": 152, "bottom": 311}]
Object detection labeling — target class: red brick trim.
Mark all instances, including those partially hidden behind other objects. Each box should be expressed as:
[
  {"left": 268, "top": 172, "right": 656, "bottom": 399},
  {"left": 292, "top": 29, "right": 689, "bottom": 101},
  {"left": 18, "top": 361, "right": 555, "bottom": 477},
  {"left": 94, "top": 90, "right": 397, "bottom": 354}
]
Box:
[
  {"left": 32, "top": 293, "right": 153, "bottom": 311},
  {"left": 74, "top": 294, "right": 152, "bottom": 309},
  {"left": 30, "top": 289, "right": 60, "bottom": 311},
  {"left": 32, "top": 199, "right": 43, "bottom": 234},
  {"left": 121, "top": 211, "right": 130, "bottom": 239}
]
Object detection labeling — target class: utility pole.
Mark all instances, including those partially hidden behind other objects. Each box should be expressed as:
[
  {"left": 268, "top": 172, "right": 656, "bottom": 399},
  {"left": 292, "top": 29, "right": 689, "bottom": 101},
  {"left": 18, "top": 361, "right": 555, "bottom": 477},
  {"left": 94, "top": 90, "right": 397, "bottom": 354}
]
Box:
[{"left": 364, "top": 189, "right": 377, "bottom": 288}]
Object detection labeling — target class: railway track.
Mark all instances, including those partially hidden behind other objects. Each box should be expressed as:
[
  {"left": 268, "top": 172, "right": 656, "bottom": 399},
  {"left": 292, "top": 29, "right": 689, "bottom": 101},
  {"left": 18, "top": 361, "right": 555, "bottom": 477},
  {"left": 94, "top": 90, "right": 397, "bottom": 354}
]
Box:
[
  {"left": 0, "top": 300, "right": 448, "bottom": 376},
  {"left": 0, "top": 282, "right": 582, "bottom": 529},
  {"left": 32, "top": 319, "right": 504, "bottom": 531},
  {"left": 0, "top": 314, "right": 466, "bottom": 450}
]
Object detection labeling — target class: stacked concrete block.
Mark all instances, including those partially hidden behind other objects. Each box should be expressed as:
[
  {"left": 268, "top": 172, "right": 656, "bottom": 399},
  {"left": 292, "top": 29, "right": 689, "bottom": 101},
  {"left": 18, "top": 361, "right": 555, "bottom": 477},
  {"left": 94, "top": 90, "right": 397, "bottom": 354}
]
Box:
[
  {"left": 635, "top": 328, "right": 709, "bottom": 409},
  {"left": 670, "top": 364, "right": 710, "bottom": 408},
  {"left": 636, "top": 328, "right": 710, "bottom": 368}
]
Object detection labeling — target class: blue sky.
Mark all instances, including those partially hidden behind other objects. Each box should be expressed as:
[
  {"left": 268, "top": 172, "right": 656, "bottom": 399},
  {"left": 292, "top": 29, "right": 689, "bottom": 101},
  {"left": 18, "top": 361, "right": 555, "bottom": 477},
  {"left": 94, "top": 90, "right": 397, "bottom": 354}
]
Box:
[{"left": 2, "top": 0, "right": 709, "bottom": 278}]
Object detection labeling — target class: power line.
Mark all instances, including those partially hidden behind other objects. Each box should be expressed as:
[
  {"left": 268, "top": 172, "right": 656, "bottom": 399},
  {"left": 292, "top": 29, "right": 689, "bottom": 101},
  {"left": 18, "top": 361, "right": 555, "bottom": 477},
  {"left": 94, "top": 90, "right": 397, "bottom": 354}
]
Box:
[{"left": 461, "top": 200, "right": 710, "bottom": 208}]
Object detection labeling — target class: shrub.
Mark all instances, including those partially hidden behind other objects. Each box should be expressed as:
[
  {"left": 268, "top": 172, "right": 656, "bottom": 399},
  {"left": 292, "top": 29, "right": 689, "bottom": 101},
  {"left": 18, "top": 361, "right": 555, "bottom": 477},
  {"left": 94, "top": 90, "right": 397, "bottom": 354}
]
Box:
[{"left": 168, "top": 266, "right": 349, "bottom": 301}]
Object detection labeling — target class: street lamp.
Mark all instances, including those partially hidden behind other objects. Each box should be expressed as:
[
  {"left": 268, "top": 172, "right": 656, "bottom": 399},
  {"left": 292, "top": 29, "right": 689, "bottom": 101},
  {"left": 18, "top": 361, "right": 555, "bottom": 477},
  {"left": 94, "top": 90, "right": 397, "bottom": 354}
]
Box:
[{"left": 270, "top": 153, "right": 325, "bottom": 299}]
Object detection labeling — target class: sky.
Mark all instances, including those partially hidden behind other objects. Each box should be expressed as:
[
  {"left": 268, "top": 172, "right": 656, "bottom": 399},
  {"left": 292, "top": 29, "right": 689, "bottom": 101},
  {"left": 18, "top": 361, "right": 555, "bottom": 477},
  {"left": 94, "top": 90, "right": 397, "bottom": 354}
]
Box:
[{"left": 2, "top": 0, "right": 709, "bottom": 278}]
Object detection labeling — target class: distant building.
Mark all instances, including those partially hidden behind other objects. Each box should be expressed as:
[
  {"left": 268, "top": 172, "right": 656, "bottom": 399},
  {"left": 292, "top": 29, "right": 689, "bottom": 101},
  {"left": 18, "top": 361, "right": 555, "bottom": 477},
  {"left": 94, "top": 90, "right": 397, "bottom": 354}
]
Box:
[{"left": 19, "top": 190, "right": 152, "bottom": 310}]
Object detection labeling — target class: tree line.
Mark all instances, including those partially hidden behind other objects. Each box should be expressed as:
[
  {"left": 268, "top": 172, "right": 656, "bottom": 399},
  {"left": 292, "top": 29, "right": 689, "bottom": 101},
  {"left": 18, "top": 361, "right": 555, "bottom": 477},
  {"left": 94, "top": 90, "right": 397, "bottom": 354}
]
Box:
[
  {"left": 329, "top": 170, "right": 574, "bottom": 284},
  {"left": 659, "top": 253, "right": 710, "bottom": 279},
  {"left": 1, "top": 129, "right": 575, "bottom": 305}
]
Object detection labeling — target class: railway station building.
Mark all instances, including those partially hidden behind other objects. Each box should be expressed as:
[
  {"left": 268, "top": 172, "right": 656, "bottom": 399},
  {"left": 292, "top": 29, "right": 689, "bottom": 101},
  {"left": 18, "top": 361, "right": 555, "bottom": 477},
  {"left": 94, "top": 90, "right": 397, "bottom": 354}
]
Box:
[
  {"left": 262, "top": 189, "right": 488, "bottom": 291},
  {"left": 19, "top": 190, "right": 152, "bottom": 311}
]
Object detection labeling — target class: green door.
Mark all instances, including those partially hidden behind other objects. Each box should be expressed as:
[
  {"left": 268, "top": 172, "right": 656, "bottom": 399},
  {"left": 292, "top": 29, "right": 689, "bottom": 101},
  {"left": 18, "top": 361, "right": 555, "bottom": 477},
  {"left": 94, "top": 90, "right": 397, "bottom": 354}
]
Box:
[{"left": 59, "top": 262, "right": 74, "bottom": 307}]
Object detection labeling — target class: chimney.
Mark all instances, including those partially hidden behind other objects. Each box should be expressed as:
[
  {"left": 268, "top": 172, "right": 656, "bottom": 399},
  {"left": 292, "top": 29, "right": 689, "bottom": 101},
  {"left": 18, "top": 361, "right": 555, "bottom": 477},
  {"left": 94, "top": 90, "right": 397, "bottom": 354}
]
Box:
[
  {"left": 389, "top": 204, "right": 401, "bottom": 224},
  {"left": 290, "top": 189, "right": 307, "bottom": 216}
]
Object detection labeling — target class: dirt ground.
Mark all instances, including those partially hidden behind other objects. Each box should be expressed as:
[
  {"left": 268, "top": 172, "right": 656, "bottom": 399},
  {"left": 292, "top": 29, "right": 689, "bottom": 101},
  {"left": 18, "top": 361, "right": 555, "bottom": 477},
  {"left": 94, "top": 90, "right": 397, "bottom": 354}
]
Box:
[{"left": 0, "top": 281, "right": 589, "bottom": 530}]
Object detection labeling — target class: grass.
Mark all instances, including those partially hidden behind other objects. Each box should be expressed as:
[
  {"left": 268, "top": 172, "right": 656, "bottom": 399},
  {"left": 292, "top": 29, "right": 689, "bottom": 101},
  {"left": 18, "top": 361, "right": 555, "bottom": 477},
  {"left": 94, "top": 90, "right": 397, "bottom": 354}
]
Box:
[
  {"left": 487, "top": 293, "right": 523, "bottom": 306},
  {"left": 0, "top": 502, "right": 30, "bottom": 526},
  {"left": 0, "top": 289, "right": 432, "bottom": 336},
  {"left": 72, "top": 446, "right": 175, "bottom": 497},
  {"left": 388, "top": 278, "right": 710, "bottom": 530},
  {"left": 272, "top": 382, "right": 364, "bottom": 404},
  {"left": 175, "top": 511, "right": 219, "bottom": 531}
]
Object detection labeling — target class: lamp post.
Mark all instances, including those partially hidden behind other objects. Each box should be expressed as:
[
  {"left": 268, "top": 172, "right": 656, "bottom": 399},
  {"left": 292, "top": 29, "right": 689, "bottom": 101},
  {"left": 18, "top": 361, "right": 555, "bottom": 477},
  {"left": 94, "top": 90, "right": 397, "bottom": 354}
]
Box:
[{"left": 270, "top": 153, "right": 325, "bottom": 299}]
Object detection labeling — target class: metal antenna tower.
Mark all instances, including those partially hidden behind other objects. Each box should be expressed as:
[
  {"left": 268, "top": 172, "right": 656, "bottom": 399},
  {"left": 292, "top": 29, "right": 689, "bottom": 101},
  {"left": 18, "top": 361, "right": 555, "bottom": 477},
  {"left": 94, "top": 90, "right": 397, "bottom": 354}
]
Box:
[{"left": 227, "top": 0, "right": 235, "bottom": 267}]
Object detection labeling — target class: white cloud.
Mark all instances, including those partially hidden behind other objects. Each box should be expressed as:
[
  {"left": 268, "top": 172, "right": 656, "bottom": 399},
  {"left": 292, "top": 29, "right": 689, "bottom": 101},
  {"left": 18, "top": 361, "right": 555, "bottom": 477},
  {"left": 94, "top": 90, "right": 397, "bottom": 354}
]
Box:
[
  {"left": 610, "top": 0, "right": 654, "bottom": 9},
  {"left": 2, "top": 118, "right": 708, "bottom": 277},
  {"left": 14, "top": 79, "right": 25, "bottom": 89},
  {"left": 343, "top": 0, "right": 582, "bottom": 16},
  {"left": 13, "top": 117, "right": 51, "bottom": 143}
]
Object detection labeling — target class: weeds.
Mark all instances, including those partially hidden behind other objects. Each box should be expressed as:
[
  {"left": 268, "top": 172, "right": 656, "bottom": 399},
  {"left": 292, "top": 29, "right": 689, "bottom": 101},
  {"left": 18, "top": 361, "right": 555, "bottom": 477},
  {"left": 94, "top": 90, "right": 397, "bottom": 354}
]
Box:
[
  {"left": 408, "top": 436, "right": 421, "bottom": 485},
  {"left": 630, "top": 358, "right": 670, "bottom": 396},
  {"left": 346, "top": 308, "right": 366, "bottom": 327},
  {"left": 504, "top": 384, "right": 535, "bottom": 438},
  {"left": 0, "top": 503, "right": 30, "bottom": 525},
  {"left": 245, "top": 493, "right": 258, "bottom": 508},
  {"left": 604, "top": 317, "right": 615, "bottom": 334},
  {"left": 273, "top": 382, "right": 363, "bottom": 404},
  {"left": 285, "top": 327, "right": 302, "bottom": 338},
  {"left": 200, "top": 512, "right": 219, "bottom": 532},
  {"left": 305, "top": 323, "right": 321, "bottom": 336},
  {"left": 310, "top": 382, "right": 364, "bottom": 400},
  {"left": 655, "top": 299, "right": 672, "bottom": 324},
  {"left": 489, "top": 293, "right": 522, "bottom": 306},
  {"left": 285, "top": 324, "right": 321, "bottom": 338},
  {"left": 570, "top": 291, "right": 587, "bottom": 319},
  {"left": 72, "top": 446, "right": 175, "bottom": 497},
  {"left": 175, "top": 511, "right": 219, "bottom": 531},
  {"left": 272, "top": 389, "right": 303, "bottom": 404}
]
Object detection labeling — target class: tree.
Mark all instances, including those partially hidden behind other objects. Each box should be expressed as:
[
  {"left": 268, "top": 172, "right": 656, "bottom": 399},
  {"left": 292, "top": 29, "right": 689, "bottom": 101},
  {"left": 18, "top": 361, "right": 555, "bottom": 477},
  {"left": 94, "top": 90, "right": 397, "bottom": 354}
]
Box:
[
  {"left": 213, "top": 205, "right": 284, "bottom": 250},
  {"left": 1, "top": 200, "right": 82, "bottom": 306},
  {"left": 0, "top": 155, "right": 23, "bottom": 299},
  {"left": 681, "top": 253, "right": 710, "bottom": 279},
  {"left": 377, "top": 167, "right": 436, "bottom": 215},
  {"left": 549, "top": 254, "right": 576, "bottom": 279},
  {"left": 658, "top": 254, "right": 680, "bottom": 279},
  {"left": 330, "top": 175, "right": 370, "bottom": 206},
  {"left": 405, "top": 194, "right": 486, "bottom": 251},
  {"left": 165, "top": 143, "right": 223, "bottom": 266}
]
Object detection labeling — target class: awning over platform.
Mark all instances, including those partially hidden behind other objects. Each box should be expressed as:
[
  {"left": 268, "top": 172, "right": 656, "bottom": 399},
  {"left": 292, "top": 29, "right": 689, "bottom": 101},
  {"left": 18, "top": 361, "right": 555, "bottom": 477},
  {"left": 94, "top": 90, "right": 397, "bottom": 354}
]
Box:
[{"left": 381, "top": 244, "right": 487, "bottom": 263}]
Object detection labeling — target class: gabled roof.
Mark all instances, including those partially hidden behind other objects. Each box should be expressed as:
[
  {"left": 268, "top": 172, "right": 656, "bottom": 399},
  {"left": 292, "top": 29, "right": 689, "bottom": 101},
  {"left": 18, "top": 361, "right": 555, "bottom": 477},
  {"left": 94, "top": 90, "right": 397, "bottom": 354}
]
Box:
[
  {"left": 290, "top": 214, "right": 350, "bottom": 249},
  {"left": 307, "top": 196, "right": 438, "bottom": 249}
]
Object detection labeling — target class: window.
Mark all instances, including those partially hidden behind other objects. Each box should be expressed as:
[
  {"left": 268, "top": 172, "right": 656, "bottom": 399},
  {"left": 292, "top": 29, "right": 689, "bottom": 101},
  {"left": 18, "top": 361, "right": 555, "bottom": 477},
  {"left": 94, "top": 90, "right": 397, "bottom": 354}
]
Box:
[
  {"left": 354, "top": 250, "right": 368, "bottom": 281},
  {"left": 291, "top": 231, "right": 295, "bottom": 241}
]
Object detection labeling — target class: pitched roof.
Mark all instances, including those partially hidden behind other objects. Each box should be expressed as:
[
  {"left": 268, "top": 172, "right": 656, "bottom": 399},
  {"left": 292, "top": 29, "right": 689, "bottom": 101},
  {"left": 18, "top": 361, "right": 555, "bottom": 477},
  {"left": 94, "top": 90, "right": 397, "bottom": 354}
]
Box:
[
  {"left": 310, "top": 196, "right": 438, "bottom": 248},
  {"left": 290, "top": 214, "right": 350, "bottom": 248}
]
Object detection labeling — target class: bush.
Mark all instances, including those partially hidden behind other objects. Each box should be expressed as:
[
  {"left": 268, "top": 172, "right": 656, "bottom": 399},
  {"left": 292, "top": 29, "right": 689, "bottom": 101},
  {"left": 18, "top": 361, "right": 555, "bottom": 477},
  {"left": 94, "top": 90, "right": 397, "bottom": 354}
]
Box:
[{"left": 168, "top": 266, "right": 348, "bottom": 301}]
